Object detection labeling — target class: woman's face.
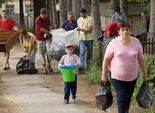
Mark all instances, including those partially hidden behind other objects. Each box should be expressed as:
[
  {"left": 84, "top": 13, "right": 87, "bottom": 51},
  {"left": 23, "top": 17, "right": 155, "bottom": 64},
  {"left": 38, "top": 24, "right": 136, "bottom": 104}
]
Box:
[{"left": 118, "top": 26, "right": 130, "bottom": 38}]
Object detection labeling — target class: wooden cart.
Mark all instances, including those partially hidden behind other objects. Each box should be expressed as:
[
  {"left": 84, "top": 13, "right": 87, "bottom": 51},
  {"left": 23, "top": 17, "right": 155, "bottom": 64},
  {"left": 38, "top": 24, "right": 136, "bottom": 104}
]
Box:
[{"left": 0, "top": 31, "right": 19, "bottom": 52}]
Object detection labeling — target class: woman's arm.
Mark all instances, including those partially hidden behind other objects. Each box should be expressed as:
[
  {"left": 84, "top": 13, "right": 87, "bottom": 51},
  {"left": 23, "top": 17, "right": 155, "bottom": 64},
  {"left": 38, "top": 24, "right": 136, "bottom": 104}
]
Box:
[
  {"left": 101, "top": 58, "right": 110, "bottom": 82},
  {"left": 139, "top": 58, "right": 148, "bottom": 83},
  {"left": 21, "top": 45, "right": 27, "bottom": 53},
  {"left": 26, "top": 45, "right": 32, "bottom": 60}
]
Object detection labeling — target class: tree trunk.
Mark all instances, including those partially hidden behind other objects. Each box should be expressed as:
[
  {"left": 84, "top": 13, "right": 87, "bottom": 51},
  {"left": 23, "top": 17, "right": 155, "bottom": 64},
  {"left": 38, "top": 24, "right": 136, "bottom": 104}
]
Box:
[
  {"left": 110, "top": 0, "right": 119, "bottom": 16},
  {"left": 52, "top": 0, "right": 59, "bottom": 29},
  {"left": 67, "top": 0, "right": 72, "bottom": 13},
  {"left": 33, "top": 0, "right": 46, "bottom": 28},
  {"left": 48, "top": 0, "right": 54, "bottom": 29},
  {"left": 92, "top": 0, "right": 102, "bottom": 65},
  {"left": 59, "top": 0, "right": 67, "bottom": 26},
  {"left": 19, "top": 0, "right": 25, "bottom": 28},
  {"left": 120, "top": 0, "right": 128, "bottom": 18},
  {"left": 72, "top": 0, "right": 81, "bottom": 20},
  {"left": 81, "top": 0, "right": 91, "bottom": 15},
  {"left": 147, "top": 0, "right": 155, "bottom": 54}
]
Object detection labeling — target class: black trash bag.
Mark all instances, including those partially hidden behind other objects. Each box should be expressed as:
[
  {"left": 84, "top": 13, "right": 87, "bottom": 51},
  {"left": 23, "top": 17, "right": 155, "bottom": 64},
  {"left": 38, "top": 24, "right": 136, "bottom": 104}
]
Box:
[
  {"left": 16, "top": 57, "right": 38, "bottom": 74},
  {"left": 95, "top": 81, "right": 113, "bottom": 112},
  {"left": 136, "top": 83, "right": 153, "bottom": 109},
  {"left": 98, "top": 30, "right": 105, "bottom": 42}
]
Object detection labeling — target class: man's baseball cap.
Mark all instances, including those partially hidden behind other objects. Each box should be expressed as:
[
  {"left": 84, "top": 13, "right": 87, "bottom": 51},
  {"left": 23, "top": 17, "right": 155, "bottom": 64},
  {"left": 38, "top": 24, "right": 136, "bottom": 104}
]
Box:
[
  {"left": 65, "top": 43, "right": 74, "bottom": 48},
  {"left": 80, "top": 8, "right": 87, "bottom": 13}
]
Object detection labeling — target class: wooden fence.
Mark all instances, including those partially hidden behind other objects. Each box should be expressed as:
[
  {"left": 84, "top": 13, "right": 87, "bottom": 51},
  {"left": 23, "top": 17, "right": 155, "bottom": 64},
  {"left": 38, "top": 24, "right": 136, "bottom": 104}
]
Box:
[{"left": 139, "top": 37, "right": 155, "bottom": 54}]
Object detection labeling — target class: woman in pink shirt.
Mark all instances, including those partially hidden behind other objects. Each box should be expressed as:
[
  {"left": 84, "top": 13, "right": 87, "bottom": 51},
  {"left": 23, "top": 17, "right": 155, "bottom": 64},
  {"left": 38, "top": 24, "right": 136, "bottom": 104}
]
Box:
[{"left": 101, "top": 21, "right": 148, "bottom": 113}]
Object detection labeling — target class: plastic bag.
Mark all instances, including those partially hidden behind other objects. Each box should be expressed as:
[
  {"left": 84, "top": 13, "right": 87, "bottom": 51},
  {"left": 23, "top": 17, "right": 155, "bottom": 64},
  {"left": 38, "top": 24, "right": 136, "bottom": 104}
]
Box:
[
  {"left": 95, "top": 81, "right": 113, "bottom": 112},
  {"left": 46, "top": 28, "right": 79, "bottom": 61},
  {"left": 98, "top": 30, "right": 105, "bottom": 42},
  {"left": 136, "top": 83, "right": 153, "bottom": 109},
  {"left": 16, "top": 57, "right": 38, "bottom": 74}
]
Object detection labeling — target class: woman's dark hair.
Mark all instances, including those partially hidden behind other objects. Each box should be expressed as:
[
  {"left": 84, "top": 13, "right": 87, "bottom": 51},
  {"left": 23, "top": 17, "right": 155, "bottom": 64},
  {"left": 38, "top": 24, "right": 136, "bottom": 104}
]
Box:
[{"left": 117, "top": 21, "right": 130, "bottom": 30}]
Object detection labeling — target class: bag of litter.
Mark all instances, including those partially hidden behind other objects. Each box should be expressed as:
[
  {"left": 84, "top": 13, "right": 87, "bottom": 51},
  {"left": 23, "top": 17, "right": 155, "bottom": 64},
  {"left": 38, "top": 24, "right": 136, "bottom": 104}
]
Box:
[
  {"left": 136, "top": 83, "right": 153, "bottom": 109},
  {"left": 95, "top": 81, "right": 113, "bottom": 112}
]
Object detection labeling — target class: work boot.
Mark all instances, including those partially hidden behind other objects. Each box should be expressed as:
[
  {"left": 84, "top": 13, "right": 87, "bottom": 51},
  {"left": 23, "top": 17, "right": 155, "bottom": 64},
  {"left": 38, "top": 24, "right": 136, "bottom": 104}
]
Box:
[
  {"left": 43, "top": 67, "right": 47, "bottom": 74},
  {"left": 47, "top": 65, "right": 53, "bottom": 72}
]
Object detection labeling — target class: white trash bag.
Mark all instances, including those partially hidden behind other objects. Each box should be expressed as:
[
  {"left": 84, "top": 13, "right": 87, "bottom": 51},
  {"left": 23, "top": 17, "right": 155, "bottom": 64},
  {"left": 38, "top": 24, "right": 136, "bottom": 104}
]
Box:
[{"left": 46, "top": 28, "right": 79, "bottom": 61}]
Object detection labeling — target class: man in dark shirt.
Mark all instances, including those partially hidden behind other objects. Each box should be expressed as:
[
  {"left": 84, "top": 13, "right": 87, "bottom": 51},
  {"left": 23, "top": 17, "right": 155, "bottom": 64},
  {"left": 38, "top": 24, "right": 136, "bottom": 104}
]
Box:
[
  {"left": 136, "top": 10, "right": 150, "bottom": 39},
  {"left": 141, "top": 10, "right": 150, "bottom": 32},
  {"left": 61, "top": 12, "right": 77, "bottom": 31}
]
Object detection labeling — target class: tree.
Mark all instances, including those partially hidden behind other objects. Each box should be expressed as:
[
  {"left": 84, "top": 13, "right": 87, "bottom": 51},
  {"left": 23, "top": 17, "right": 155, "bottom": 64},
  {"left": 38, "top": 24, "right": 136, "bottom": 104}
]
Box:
[
  {"left": 59, "top": 0, "right": 67, "bottom": 26},
  {"left": 120, "top": 0, "right": 128, "bottom": 18},
  {"left": 19, "top": 0, "right": 25, "bottom": 28},
  {"left": 0, "top": 0, "right": 12, "bottom": 8},
  {"left": 52, "top": 0, "right": 59, "bottom": 29},
  {"left": 72, "top": 0, "right": 81, "bottom": 20},
  {"left": 147, "top": 0, "right": 155, "bottom": 54},
  {"left": 110, "top": 0, "right": 119, "bottom": 16},
  {"left": 33, "top": 0, "right": 46, "bottom": 27},
  {"left": 67, "top": 0, "right": 72, "bottom": 13},
  {"left": 92, "top": 0, "right": 103, "bottom": 64},
  {"left": 81, "top": 0, "right": 91, "bottom": 15}
]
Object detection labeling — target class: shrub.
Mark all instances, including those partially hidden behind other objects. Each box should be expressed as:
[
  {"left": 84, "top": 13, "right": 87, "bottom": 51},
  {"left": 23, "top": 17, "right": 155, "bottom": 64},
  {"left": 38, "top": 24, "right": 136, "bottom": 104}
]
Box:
[
  {"left": 132, "top": 54, "right": 155, "bottom": 113},
  {"left": 27, "top": 28, "right": 35, "bottom": 34}
]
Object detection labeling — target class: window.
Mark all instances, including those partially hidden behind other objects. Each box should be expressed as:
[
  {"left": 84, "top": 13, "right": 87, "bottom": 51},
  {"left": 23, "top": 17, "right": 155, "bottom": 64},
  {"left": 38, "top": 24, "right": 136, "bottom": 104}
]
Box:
[
  {"left": 25, "top": 4, "right": 33, "bottom": 13},
  {"left": 5, "top": 5, "right": 15, "bottom": 13}
]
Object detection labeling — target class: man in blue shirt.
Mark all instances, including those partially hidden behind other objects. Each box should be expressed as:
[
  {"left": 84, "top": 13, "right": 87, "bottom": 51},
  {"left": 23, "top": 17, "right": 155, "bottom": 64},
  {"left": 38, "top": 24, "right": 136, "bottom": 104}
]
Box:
[{"left": 61, "top": 12, "right": 77, "bottom": 31}]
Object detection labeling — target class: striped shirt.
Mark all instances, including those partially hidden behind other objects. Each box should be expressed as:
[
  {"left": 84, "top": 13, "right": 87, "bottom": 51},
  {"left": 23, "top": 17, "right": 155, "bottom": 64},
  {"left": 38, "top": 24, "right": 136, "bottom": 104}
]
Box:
[
  {"left": 59, "top": 54, "right": 81, "bottom": 74},
  {"left": 61, "top": 19, "right": 77, "bottom": 31}
]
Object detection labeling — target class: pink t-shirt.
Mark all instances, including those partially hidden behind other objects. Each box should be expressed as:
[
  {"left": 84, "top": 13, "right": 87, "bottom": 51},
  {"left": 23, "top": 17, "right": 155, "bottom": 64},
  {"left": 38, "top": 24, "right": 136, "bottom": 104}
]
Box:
[
  {"left": 59, "top": 54, "right": 81, "bottom": 74},
  {"left": 35, "top": 16, "right": 51, "bottom": 41},
  {"left": 104, "top": 37, "right": 144, "bottom": 81}
]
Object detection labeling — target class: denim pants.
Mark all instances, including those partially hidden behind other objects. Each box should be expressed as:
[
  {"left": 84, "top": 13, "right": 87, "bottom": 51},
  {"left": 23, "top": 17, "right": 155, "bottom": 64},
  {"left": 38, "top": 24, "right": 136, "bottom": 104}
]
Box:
[
  {"left": 79, "top": 40, "right": 94, "bottom": 68},
  {"left": 64, "top": 74, "right": 77, "bottom": 101},
  {"left": 110, "top": 73, "right": 137, "bottom": 113}
]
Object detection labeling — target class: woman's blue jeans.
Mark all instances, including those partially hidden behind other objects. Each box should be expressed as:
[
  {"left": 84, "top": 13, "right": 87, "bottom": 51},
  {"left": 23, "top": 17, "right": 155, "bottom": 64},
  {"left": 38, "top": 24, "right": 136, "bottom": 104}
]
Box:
[
  {"left": 110, "top": 74, "right": 137, "bottom": 113},
  {"left": 79, "top": 40, "right": 94, "bottom": 68},
  {"left": 64, "top": 74, "right": 77, "bottom": 101}
]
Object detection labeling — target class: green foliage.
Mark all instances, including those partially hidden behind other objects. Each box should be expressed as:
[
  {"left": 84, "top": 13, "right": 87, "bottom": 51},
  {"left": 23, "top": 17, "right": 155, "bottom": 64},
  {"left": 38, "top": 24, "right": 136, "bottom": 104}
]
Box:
[
  {"left": 132, "top": 54, "right": 155, "bottom": 113},
  {"left": 128, "top": 0, "right": 149, "bottom": 2},
  {"left": 0, "top": 0, "right": 13, "bottom": 8},
  {"left": 27, "top": 28, "right": 35, "bottom": 34}
]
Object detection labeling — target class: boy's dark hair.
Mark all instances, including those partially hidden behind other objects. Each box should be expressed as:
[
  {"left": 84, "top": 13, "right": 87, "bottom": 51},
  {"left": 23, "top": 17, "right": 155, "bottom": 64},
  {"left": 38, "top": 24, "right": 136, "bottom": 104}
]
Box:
[
  {"left": 2, "top": 10, "right": 8, "bottom": 14},
  {"left": 115, "top": 7, "right": 120, "bottom": 12},
  {"left": 40, "top": 8, "right": 49, "bottom": 14}
]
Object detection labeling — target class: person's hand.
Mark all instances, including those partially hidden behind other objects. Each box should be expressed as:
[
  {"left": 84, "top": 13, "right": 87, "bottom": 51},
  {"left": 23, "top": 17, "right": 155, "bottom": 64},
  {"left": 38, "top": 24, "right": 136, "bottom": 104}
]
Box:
[
  {"left": 143, "top": 75, "right": 148, "bottom": 83},
  {"left": 49, "top": 33, "right": 52, "bottom": 38},
  {"left": 25, "top": 56, "right": 29, "bottom": 60},
  {"left": 101, "top": 74, "right": 108, "bottom": 83},
  {"left": 24, "top": 48, "right": 27, "bottom": 53},
  {"left": 77, "top": 27, "right": 81, "bottom": 31}
]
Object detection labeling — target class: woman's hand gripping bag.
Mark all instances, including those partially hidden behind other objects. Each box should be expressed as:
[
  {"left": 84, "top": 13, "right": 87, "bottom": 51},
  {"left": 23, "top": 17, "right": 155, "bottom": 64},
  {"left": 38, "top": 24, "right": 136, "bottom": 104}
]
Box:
[{"left": 95, "top": 81, "right": 113, "bottom": 112}]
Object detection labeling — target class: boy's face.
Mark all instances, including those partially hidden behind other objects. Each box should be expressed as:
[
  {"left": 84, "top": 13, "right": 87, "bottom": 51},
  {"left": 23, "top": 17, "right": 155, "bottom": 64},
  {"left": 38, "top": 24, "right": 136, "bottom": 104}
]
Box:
[{"left": 65, "top": 47, "right": 74, "bottom": 56}]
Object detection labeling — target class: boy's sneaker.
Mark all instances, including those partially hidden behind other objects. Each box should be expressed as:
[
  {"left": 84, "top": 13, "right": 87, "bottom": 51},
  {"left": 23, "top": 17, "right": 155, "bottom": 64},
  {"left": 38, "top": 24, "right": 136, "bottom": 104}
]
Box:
[
  {"left": 47, "top": 65, "right": 53, "bottom": 72},
  {"left": 64, "top": 100, "right": 69, "bottom": 104},
  {"left": 72, "top": 95, "right": 76, "bottom": 100}
]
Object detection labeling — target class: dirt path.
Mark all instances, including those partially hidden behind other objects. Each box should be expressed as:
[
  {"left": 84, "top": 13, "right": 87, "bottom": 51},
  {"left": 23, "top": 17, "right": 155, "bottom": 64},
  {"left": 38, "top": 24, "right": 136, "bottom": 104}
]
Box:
[{"left": 0, "top": 43, "right": 118, "bottom": 113}]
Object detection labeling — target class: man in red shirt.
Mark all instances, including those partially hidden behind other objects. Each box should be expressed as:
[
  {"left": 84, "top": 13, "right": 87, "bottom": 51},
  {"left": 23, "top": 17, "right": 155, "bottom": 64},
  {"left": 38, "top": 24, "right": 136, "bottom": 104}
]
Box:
[
  {"left": 0, "top": 10, "right": 18, "bottom": 70},
  {"left": 103, "top": 21, "right": 118, "bottom": 39},
  {"left": 35, "top": 8, "right": 53, "bottom": 74}
]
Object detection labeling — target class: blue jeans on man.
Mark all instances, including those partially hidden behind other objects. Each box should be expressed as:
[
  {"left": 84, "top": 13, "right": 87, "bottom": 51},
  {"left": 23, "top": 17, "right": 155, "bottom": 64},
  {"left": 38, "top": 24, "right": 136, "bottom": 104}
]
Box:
[
  {"left": 64, "top": 74, "right": 77, "bottom": 101},
  {"left": 110, "top": 72, "right": 137, "bottom": 113},
  {"left": 79, "top": 40, "right": 94, "bottom": 68}
]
